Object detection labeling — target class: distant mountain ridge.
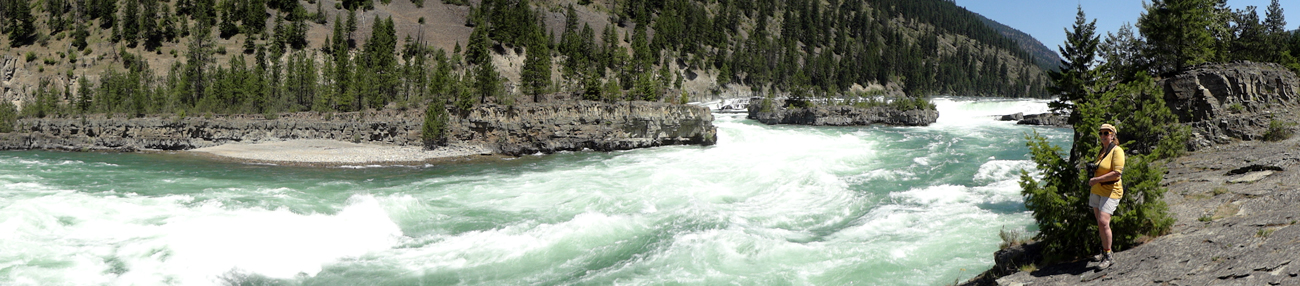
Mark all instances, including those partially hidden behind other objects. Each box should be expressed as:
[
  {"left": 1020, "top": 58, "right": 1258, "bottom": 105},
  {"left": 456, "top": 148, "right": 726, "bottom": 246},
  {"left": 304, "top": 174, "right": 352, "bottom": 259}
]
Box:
[{"left": 975, "top": 13, "right": 1064, "bottom": 71}]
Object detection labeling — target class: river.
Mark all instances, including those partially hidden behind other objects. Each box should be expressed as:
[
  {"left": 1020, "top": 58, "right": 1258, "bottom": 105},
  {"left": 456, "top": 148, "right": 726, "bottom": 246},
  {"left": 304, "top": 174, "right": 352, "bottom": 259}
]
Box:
[{"left": 0, "top": 97, "right": 1071, "bottom": 285}]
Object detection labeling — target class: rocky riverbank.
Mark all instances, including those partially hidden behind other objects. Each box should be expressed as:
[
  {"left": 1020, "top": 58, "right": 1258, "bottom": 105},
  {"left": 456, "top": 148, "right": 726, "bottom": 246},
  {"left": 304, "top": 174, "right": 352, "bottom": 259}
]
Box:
[
  {"left": 966, "top": 137, "right": 1300, "bottom": 286},
  {"left": 0, "top": 101, "right": 717, "bottom": 162},
  {"left": 963, "top": 61, "right": 1300, "bottom": 286},
  {"left": 745, "top": 101, "right": 939, "bottom": 126}
]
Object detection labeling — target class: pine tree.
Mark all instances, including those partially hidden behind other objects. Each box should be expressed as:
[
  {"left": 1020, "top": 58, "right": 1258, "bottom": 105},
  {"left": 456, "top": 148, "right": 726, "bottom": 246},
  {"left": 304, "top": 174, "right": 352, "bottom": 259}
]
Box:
[
  {"left": 466, "top": 18, "right": 491, "bottom": 65},
  {"left": 601, "top": 23, "right": 619, "bottom": 76},
  {"left": 1098, "top": 23, "right": 1146, "bottom": 83},
  {"left": 475, "top": 62, "right": 500, "bottom": 104},
  {"left": 1048, "top": 6, "right": 1100, "bottom": 115},
  {"left": 4, "top": 0, "right": 37, "bottom": 46},
  {"left": 184, "top": 17, "right": 215, "bottom": 108},
  {"left": 331, "top": 12, "right": 354, "bottom": 111},
  {"left": 122, "top": 0, "right": 140, "bottom": 45},
  {"left": 243, "top": 0, "right": 267, "bottom": 34},
  {"left": 77, "top": 75, "right": 94, "bottom": 113},
  {"left": 73, "top": 22, "right": 90, "bottom": 50},
  {"left": 431, "top": 49, "right": 452, "bottom": 96},
  {"left": 521, "top": 38, "right": 552, "bottom": 101},
  {"left": 141, "top": 0, "right": 162, "bottom": 50},
  {"left": 1229, "top": 6, "right": 1267, "bottom": 62},
  {"left": 45, "top": 0, "right": 70, "bottom": 34},
  {"left": 421, "top": 99, "right": 449, "bottom": 148},
  {"left": 631, "top": 24, "right": 652, "bottom": 73},
  {"left": 1138, "top": 0, "right": 1220, "bottom": 74},
  {"left": 1264, "top": 0, "right": 1286, "bottom": 35},
  {"left": 345, "top": 9, "right": 357, "bottom": 47},
  {"left": 218, "top": 0, "right": 240, "bottom": 38},
  {"left": 1263, "top": 0, "right": 1288, "bottom": 63},
  {"left": 362, "top": 16, "right": 398, "bottom": 105},
  {"left": 313, "top": 0, "right": 326, "bottom": 24}
]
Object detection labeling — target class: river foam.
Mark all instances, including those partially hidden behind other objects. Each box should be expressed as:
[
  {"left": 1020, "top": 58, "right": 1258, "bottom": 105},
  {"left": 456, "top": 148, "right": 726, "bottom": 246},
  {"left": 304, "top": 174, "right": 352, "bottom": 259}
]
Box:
[{"left": 0, "top": 97, "right": 1070, "bottom": 286}]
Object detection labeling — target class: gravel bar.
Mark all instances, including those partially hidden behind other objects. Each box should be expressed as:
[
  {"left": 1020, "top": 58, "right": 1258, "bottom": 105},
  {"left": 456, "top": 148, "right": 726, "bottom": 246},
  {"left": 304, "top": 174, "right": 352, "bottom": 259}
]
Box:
[{"left": 189, "top": 140, "right": 492, "bottom": 166}]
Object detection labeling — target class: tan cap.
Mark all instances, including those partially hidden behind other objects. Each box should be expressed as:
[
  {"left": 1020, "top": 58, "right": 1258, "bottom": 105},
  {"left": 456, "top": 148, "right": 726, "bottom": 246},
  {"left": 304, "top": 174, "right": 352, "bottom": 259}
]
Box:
[{"left": 1099, "top": 124, "right": 1117, "bottom": 133}]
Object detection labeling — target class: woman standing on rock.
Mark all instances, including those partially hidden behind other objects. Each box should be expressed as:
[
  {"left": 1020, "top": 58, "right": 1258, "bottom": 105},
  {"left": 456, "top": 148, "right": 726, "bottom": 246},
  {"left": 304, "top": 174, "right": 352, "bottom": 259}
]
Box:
[{"left": 1088, "top": 124, "right": 1124, "bottom": 269}]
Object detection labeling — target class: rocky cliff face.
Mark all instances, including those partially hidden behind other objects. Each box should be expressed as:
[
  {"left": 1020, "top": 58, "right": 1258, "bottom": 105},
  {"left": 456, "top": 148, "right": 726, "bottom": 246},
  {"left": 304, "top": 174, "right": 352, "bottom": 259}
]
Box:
[
  {"left": 1161, "top": 62, "right": 1300, "bottom": 148},
  {"left": 745, "top": 102, "right": 939, "bottom": 126},
  {"left": 450, "top": 101, "right": 717, "bottom": 156},
  {"left": 0, "top": 101, "right": 717, "bottom": 155}
]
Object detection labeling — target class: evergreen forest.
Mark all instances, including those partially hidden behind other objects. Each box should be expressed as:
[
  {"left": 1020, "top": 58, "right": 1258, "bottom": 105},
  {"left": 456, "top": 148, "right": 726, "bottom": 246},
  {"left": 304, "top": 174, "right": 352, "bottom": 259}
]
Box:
[{"left": 1, "top": 0, "right": 1059, "bottom": 120}]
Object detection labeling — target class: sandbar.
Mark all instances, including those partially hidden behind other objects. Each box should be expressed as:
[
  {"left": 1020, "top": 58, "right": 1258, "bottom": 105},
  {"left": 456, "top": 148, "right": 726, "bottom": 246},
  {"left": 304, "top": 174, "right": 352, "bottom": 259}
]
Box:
[{"left": 189, "top": 140, "right": 493, "bottom": 166}]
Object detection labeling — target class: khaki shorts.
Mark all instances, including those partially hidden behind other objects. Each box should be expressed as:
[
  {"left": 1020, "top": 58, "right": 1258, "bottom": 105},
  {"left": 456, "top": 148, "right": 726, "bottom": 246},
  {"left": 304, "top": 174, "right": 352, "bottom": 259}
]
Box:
[{"left": 1089, "top": 193, "right": 1119, "bottom": 215}]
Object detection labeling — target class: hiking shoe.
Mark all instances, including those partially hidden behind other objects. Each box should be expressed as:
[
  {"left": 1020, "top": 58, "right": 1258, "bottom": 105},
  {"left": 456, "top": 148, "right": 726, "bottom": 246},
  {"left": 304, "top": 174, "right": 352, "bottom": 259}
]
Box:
[
  {"left": 1093, "top": 253, "right": 1106, "bottom": 262},
  {"left": 1097, "top": 255, "right": 1114, "bottom": 269}
]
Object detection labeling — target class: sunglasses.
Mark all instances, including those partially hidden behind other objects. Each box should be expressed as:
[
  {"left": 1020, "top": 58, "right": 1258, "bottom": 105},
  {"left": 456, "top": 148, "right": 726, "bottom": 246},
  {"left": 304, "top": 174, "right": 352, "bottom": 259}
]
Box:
[{"left": 1099, "top": 131, "right": 1112, "bottom": 136}]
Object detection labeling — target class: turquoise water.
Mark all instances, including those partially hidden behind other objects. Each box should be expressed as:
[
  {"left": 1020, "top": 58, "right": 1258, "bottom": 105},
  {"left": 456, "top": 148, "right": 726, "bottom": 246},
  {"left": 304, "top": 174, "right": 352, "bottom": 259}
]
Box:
[{"left": 0, "top": 98, "right": 1072, "bottom": 286}]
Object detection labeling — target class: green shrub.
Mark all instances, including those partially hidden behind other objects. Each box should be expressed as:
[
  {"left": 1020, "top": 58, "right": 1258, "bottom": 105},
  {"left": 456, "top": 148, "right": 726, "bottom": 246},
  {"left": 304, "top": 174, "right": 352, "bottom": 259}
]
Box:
[
  {"left": 1111, "top": 153, "right": 1175, "bottom": 245},
  {"left": 25, "top": 51, "right": 37, "bottom": 62},
  {"left": 998, "top": 226, "right": 1032, "bottom": 250},
  {"left": 422, "top": 103, "right": 449, "bottom": 149},
  {"left": 1256, "top": 228, "right": 1276, "bottom": 238},
  {"left": 1020, "top": 131, "right": 1091, "bottom": 262},
  {"left": 759, "top": 95, "right": 774, "bottom": 113},
  {"left": 1021, "top": 73, "right": 1177, "bottom": 263},
  {"left": 0, "top": 101, "right": 17, "bottom": 133},
  {"left": 1263, "top": 119, "right": 1294, "bottom": 142},
  {"left": 1227, "top": 103, "right": 1244, "bottom": 113}
]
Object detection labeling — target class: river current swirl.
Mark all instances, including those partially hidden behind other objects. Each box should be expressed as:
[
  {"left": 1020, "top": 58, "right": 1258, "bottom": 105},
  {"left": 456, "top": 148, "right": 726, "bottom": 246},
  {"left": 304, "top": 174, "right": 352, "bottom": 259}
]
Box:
[{"left": 0, "top": 98, "right": 1071, "bottom": 285}]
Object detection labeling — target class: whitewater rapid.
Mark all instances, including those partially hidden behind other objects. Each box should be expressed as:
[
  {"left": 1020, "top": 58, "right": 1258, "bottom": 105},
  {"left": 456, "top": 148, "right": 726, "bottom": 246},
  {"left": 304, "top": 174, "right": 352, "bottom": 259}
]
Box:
[{"left": 0, "top": 97, "right": 1071, "bottom": 285}]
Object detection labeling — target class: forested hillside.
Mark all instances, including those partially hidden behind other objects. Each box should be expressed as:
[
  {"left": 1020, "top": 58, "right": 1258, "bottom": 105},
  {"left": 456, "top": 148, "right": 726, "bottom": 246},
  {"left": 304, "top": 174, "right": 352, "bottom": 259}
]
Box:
[
  {"left": 974, "top": 14, "right": 1063, "bottom": 72},
  {"left": 0, "top": 0, "right": 1051, "bottom": 120}
]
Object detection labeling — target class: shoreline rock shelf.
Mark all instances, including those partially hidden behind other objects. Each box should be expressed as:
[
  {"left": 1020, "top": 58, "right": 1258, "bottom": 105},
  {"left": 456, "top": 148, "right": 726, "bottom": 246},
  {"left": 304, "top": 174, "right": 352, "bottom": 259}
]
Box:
[
  {"left": 745, "top": 102, "right": 939, "bottom": 126},
  {"left": 967, "top": 139, "right": 1300, "bottom": 286},
  {"left": 963, "top": 61, "right": 1300, "bottom": 286},
  {"left": 0, "top": 101, "right": 718, "bottom": 163},
  {"left": 996, "top": 112, "right": 1069, "bottom": 128}
]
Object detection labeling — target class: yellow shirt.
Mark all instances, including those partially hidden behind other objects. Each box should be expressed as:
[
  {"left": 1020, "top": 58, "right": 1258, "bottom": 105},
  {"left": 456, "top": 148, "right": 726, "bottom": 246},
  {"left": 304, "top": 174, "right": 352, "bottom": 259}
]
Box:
[{"left": 1090, "top": 145, "right": 1125, "bottom": 199}]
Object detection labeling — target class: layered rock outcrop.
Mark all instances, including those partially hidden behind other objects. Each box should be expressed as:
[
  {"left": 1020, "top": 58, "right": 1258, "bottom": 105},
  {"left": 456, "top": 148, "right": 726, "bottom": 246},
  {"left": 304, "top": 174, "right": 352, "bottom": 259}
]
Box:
[
  {"left": 997, "top": 112, "right": 1069, "bottom": 128},
  {"left": 0, "top": 101, "right": 717, "bottom": 156},
  {"left": 449, "top": 101, "right": 717, "bottom": 156},
  {"left": 745, "top": 102, "right": 938, "bottom": 126},
  {"left": 1161, "top": 62, "right": 1300, "bottom": 149}
]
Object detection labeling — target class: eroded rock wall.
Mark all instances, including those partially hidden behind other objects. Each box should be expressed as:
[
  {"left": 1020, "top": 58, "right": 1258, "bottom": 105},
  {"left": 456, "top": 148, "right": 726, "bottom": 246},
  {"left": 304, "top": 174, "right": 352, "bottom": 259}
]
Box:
[
  {"left": 0, "top": 101, "right": 717, "bottom": 155},
  {"left": 450, "top": 101, "right": 717, "bottom": 156},
  {"left": 1161, "top": 62, "right": 1300, "bottom": 148},
  {"left": 745, "top": 103, "right": 938, "bottom": 126}
]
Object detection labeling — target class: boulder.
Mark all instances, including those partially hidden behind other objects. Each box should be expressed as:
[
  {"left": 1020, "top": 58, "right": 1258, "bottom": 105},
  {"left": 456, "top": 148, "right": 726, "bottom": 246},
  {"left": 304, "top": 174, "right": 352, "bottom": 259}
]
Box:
[{"left": 1016, "top": 113, "right": 1069, "bottom": 128}]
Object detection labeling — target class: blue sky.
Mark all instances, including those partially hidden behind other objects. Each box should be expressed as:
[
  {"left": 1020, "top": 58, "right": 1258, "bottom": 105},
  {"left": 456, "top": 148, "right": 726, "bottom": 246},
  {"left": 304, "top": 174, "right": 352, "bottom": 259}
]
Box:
[{"left": 956, "top": 0, "right": 1300, "bottom": 57}]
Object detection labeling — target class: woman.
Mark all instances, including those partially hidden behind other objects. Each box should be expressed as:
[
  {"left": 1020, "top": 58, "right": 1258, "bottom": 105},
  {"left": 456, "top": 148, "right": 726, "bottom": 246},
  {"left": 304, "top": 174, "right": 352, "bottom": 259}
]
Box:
[{"left": 1088, "top": 124, "right": 1124, "bottom": 269}]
